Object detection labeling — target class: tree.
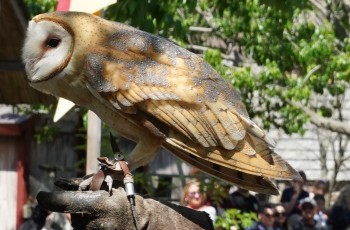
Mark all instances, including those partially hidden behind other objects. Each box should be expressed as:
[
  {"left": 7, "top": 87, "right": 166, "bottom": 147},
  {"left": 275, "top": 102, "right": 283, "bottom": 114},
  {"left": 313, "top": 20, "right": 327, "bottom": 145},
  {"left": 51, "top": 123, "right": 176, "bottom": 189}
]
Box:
[{"left": 106, "top": 0, "right": 350, "bottom": 203}]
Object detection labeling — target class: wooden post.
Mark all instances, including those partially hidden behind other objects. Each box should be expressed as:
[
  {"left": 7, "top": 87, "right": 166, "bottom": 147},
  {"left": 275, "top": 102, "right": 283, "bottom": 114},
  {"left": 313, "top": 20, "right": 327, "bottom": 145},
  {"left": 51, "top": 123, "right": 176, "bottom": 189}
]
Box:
[{"left": 86, "top": 110, "right": 101, "bottom": 174}]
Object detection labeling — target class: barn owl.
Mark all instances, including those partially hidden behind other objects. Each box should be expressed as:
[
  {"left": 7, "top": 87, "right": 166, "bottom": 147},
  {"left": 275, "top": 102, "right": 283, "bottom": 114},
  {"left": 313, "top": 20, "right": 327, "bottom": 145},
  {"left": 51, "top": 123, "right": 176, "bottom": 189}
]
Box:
[{"left": 22, "top": 12, "right": 300, "bottom": 194}]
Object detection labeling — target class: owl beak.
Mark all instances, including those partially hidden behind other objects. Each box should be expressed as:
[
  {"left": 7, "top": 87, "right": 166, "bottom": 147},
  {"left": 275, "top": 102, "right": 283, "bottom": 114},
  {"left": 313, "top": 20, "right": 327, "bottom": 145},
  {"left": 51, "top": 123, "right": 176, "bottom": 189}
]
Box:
[{"left": 24, "top": 58, "right": 40, "bottom": 83}]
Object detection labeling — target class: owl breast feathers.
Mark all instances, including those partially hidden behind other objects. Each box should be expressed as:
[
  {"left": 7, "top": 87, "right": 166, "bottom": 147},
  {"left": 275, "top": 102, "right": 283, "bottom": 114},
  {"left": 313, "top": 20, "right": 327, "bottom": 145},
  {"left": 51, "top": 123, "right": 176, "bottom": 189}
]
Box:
[{"left": 22, "top": 11, "right": 301, "bottom": 194}]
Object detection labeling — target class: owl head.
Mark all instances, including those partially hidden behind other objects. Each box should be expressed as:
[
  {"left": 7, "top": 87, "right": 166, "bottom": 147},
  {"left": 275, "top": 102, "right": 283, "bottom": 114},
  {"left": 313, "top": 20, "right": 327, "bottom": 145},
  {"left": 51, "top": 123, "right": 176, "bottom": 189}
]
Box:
[{"left": 22, "top": 12, "right": 115, "bottom": 86}]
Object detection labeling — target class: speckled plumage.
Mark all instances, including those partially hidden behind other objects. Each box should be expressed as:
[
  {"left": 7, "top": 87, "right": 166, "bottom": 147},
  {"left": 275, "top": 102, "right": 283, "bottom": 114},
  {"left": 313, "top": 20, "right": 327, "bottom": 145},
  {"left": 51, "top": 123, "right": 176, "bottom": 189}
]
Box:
[{"left": 22, "top": 12, "right": 300, "bottom": 194}]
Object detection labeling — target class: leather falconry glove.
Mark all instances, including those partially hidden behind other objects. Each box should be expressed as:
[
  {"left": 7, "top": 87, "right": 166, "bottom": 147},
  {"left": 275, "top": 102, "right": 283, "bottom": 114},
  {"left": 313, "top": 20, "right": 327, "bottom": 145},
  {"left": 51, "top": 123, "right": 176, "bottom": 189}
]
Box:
[{"left": 36, "top": 178, "right": 214, "bottom": 230}]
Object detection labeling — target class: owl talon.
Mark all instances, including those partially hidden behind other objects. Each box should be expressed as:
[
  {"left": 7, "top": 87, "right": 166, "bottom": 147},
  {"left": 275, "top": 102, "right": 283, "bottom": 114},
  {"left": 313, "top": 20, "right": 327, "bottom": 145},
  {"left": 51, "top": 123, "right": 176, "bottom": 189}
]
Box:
[{"left": 105, "top": 175, "right": 113, "bottom": 195}]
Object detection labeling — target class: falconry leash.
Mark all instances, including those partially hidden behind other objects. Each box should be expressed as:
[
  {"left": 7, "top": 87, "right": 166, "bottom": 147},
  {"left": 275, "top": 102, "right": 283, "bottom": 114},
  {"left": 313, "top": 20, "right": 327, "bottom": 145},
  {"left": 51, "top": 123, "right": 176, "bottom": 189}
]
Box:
[{"left": 89, "top": 134, "right": 139, "bottom": 230}]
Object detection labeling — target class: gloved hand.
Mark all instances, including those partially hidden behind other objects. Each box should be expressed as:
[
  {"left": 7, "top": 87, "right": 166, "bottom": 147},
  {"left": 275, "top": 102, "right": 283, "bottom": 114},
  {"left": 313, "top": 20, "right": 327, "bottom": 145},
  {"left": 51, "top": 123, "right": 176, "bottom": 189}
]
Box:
[{"left": 36, "top": 178, "right": 214, "bottom": 230}]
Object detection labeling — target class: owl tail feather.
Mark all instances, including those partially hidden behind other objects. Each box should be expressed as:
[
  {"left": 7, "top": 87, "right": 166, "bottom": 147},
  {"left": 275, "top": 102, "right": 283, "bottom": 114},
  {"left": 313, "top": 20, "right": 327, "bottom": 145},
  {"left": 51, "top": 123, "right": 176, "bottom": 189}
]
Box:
[
  {"left": 164, "top": 130, "right": 301, "bottom": 195},
  {"left": 163, "top": 141, "right": 279, "bottom": 195}
]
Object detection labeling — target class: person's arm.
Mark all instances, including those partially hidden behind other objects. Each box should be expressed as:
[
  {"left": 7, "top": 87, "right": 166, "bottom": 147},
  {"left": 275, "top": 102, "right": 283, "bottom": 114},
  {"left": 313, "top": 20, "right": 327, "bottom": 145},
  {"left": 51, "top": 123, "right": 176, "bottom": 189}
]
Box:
[
  {"left": 283, "top": 194, "right": 299, "bottom": 214},
  {"left": 281, "top": 184, "right": 301, "bottom": 214}
]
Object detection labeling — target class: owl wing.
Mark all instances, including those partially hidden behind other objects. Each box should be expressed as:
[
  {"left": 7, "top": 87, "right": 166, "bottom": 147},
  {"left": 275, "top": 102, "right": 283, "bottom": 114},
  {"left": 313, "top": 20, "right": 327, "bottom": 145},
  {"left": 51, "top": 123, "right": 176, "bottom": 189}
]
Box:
[
  {"left": 85, "top": 26, "right": 272, "bottom": 151},
  {"left": 84, "top": 25, "right": 299, "bottom": 188}
]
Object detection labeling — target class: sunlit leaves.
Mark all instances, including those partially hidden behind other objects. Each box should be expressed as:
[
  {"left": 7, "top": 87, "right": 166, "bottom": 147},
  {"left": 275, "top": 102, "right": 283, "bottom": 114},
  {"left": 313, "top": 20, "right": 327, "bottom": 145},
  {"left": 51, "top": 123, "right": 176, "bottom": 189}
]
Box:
[
  {"left": 24, "top": 0, "right": 57, "bottom": 17},
  {"left": 319, "top": 106, "right": 333, "bottom": 118},
  {"left": 203, "top": 48, "right": 226, "bottom": 75},
  {"left": 105, "top": 0, "right": 197, "bottom": 41},
  {"left": 215, "top": 208, "right": 258, "bottom": 230}
]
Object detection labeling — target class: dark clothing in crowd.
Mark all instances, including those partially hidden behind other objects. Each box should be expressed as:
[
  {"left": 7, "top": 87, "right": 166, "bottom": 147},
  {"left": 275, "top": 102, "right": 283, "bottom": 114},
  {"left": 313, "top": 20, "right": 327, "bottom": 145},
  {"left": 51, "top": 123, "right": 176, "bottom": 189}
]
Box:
[
  {"left": 327, "top": 205, "right": 350, "bottom": 230},
  {"left": 19, "top": 205, "right": 50, "bottom": 230},
  {"left": 292, "top": 219, "right": 326, "bottom": 230},
  {"left": 227, "top": 190, "right": 260, "bottom": 213},
  {"left": 247, "top": 221, "right": 281, "bottom": 230},
  {"left": 281, "top": 187, "right": 309, "bottom": 215}
]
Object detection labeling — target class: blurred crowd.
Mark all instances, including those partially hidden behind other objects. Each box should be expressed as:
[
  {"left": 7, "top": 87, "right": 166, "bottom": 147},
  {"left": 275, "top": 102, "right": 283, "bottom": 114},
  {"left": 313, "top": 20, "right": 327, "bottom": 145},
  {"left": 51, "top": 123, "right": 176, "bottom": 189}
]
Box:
[
  {"left": 182, "top": 171, "right": 350, "bottom": 230},
  {"left": 19, "top": 170, "right": 350, "bottom": 230}
]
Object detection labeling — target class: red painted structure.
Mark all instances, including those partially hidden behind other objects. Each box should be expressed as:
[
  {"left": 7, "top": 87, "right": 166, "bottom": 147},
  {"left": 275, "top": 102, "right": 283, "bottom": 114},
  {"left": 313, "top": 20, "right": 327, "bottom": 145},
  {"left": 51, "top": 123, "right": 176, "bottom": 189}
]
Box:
[{"left": 0, "top": 115, "right": 36, "bottom": 229}]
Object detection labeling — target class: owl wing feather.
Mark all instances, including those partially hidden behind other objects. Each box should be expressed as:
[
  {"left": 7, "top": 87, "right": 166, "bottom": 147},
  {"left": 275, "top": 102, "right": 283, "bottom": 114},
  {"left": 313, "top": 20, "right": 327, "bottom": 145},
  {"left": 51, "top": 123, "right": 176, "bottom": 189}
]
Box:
[
  {"left": 85, "top": 27, "right": 265, "bottom": 149},
  {"left": 84, "top": 26, "right": 300, "bottom": 187}
]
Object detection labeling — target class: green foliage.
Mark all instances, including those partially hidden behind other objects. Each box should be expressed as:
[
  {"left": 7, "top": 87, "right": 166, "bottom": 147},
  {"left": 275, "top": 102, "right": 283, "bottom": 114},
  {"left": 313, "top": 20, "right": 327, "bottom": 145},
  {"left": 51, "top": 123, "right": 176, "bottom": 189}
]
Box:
[
  {"left": 195, "top": 0, "right": 350, "bottom": 134},
  {"left": 105, "top": 0, "right": 197, "bottom": 42},
  {"left": 203, "top": 49, "right": 226, "bottom": 75},
  {"left": 214, "top": 209, "right": 258, "bottom": 230},
  {"left": 24, "top": 0, "right": 57, "bottom": 17},
  {"left": 198, "top": 177, "right": 230, "bottom": 207},
  {"left": 105, "top": 0, "right": 350, "bottom": 135},
  {"left": 132, "top": 172, "right": 177, "bottom": 198},
  {"left": 33, "top": 123, "right": 59, "bottom": 144},
  {"left": 15, "top": 104, "right": 59, "bottom": 143},
  {"left": 15, "top": 104, "right": 54, "bottom": 115},
  {"left": 100, "top": 123, "right": 117, "bottom": 158},
  {"left": 23, "top": 0, "right": 350, "bottom": 136}
]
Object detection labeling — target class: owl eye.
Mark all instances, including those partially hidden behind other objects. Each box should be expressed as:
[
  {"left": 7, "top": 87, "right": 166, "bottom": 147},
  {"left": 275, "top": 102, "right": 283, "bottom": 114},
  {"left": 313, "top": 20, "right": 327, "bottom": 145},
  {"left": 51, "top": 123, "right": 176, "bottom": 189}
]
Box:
[{"left": 46, "top": 38, "right": 61, "bottom": 48}]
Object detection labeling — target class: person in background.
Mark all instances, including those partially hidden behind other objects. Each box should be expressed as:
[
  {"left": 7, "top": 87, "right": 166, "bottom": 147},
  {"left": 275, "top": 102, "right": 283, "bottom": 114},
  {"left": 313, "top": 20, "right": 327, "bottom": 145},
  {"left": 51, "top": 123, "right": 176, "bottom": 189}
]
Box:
[
  {"left": 247, "top": 204, "right": 281, "bottom": 230},
  {"left": 313, "top": 194, "right": 328, "bottom": 229},
  {"left": 19, "top": 200, "right": 72, "bottom": 230},
  {"left": 309, "top": 180, "right": 328, "bottom": 198},
  {"left": 273, "top": 203, "right": 287, "bottom": 230},
  {"left": 280, "top": 170, "right": 309, "bottom": 229},
  {"left": 181, "top": 179, "right": 217, "bottom": 222},
  {"left": 327, "top": 185, "right": 350, "bottom": 230},
  {"left": 227, "top": 187, "right": 260, "bottom": 214},
  {"left": 19, "top": 205, "right": 50, "bottom": 230},
  {"left": 292, "top": 197, "right": 326, "bottom": 230}
]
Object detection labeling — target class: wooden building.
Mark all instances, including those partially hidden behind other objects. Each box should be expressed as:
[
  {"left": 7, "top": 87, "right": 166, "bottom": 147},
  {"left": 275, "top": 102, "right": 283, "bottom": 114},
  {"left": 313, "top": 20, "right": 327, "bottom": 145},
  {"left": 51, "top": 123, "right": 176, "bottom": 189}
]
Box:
[
  {"left": 0, "top": 0, "right": 55, "bottom": 104},
  {"left": 0, "top": 0, "right": 55, "bottom": 229},
  {"left": 0, "top": 113, "right": 36, "bottom": 230}
]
